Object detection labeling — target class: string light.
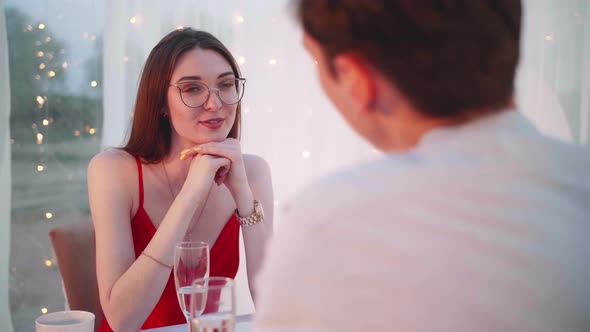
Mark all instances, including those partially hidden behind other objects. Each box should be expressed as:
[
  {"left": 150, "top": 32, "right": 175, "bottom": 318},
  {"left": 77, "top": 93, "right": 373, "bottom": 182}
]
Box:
[
  {"left": 45, "top": 212, "right": 53, "bottom": 219},
  {"left": 302, "top": 150, "right": 311, "bottom": 158},
  {"left": 48, "top": 71, "right": 56, "bottom": 78},
  {"left": 45, "top": 36, "right": 51, "bottom": 43},
  {"left": 37, "top": 165, "right": 45, "bottom": 172},
  {"left": 89, "top": 128, "right": 96, "bottom": 135},
  {"left": 176, "top": 25, "right": 184, "bottom": 30},
  {"left": 41, "top": 308, "right": 48, "bottom": 314},
  {"left": 269, "top": 58, "right": 278, "bottom": 65},
  {"left": 235, "top": 15, "right": 245, "bottom": 24},
  {"left": 237, "top": 57, "right": 246, "bottom": 65},
  {"left": 42, "top": 119, "right": 49, "bottom": 126},
  {"left": 37, "top": 51, "right": 44, "bottom": 57},
  {"left": 38, "top": 23, "right": 45, "bottom": 30},
  {"left": 36, "top": 133, "right": 43, "bottom": 144},
  {"left": 545, "top": 34, "right": 553, "bottom": 41},
  {"left": 129, "top": 16, "right": 138, "bottom": 24},
  {"left": 44, "top": 259, "right": 53, "bottom": 267},
  {"left": 74, "top": 130, "right": 81, "bottom": 137},
  {"left": 90, "top": 80, "right": 98, "bottom": 88},
  {"left": 36, "top": 96, "right": 45, "bottom": 105},
  {"left": 62, "top": 62, "right": 68, "bottom": 69},
  {"left": 39, "top": 63, "right": 45, "bottom": 70}
]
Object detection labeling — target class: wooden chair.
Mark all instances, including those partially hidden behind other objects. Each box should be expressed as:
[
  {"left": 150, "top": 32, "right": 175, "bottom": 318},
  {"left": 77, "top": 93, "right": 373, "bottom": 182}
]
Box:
[{"left": 49, "top": 221, "right": 103, "bottom": 331}]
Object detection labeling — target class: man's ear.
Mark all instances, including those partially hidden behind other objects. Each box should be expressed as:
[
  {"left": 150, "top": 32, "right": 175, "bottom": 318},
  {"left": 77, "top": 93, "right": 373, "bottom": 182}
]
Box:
[{"left": 332, "top": 53, "right": 376, "bottom": 113}]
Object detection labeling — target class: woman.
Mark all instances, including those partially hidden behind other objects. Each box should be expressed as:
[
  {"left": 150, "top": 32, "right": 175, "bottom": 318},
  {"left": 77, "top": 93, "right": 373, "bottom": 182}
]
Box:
[{"left": 88, "top": 28, "right": 273, "bottom": 332}]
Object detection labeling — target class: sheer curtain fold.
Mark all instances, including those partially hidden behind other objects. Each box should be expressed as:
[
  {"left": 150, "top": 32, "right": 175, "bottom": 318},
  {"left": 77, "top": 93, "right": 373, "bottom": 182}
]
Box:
[
  {"left": 0, "top": 0, "right": 15, "bottom": 330},
  {"left": 517, "top": 0, "right": 590, "bottom": 143}
]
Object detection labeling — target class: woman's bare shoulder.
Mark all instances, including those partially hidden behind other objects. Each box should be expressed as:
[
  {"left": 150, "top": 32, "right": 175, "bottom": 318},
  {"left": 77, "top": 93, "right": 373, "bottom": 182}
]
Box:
[
  {"left": 243, "top": 154, "right": 271, "bottom": 179},
  {"left": 89, "top": 148, "right": 137, "bottom": 173}
]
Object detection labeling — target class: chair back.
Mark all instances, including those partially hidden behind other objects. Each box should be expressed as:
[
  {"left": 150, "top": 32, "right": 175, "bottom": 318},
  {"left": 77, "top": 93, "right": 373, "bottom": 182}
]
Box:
[{"left": 49, "top": 221, "right": 103, "bottom": 331}]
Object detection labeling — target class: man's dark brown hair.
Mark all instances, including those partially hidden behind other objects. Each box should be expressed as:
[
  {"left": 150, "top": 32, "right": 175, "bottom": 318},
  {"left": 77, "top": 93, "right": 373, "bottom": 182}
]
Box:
[{"left": 296, "top": 0, "right": 522, "bottom": 118}]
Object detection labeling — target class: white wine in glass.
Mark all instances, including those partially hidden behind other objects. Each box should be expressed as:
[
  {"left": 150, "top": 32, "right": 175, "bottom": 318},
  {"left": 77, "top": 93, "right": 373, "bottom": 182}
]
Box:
[
  {"left": 190, "top": 277, "right": 235, "bottom": 332},
  {"left": 174, "top": 241, "right": 210, "bottom": 330}
]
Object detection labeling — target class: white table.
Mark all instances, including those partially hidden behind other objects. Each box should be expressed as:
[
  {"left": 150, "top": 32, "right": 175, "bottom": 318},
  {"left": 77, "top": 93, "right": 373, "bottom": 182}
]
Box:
[{"left": 143, "top": 314, "right": 253, "bottom": 332}]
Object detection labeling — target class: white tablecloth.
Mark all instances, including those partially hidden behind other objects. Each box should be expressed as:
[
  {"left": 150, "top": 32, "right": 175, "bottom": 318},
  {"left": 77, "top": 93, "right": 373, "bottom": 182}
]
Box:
[{"left": 143, "top": 314, "right": 253, "bottom": 332}]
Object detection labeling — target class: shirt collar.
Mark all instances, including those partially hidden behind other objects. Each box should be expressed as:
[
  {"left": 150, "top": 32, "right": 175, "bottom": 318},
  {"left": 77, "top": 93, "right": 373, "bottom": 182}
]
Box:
[{"left": 416, "top": 109, "right": 538, "bottom": 150}]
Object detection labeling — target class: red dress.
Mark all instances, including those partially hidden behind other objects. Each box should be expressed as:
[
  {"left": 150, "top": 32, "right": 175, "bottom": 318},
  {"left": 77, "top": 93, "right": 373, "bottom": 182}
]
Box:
[{"left": 97, "top": 156, "right": 240, "bottom": 331}]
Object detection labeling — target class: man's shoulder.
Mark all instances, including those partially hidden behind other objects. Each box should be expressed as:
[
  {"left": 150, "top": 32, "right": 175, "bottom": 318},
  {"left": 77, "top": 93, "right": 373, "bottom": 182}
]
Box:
[{"left": 281, "top": 154, "right": 423, "bottom": 228}]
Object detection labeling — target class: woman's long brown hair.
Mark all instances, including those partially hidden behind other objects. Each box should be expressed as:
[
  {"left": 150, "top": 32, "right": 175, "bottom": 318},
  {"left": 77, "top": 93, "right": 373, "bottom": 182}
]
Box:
[{"left": 122, "top": 28, "right": 242, "bottom": 163}]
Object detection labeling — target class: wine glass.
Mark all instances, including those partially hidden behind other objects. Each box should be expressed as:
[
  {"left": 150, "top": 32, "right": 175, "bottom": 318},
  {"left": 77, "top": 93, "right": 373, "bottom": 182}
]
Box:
[
  {"left": 174, "top": 241, "right": 210, "bottom": 330},
  {"left": 190, "top": 277, "right": 235, "bottom": 332}
]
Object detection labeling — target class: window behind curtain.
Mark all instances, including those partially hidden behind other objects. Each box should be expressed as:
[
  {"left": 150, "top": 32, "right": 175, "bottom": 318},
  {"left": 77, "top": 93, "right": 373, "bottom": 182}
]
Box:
[{"left": 6, "top": 1, "right": 103, "bottom": 331}]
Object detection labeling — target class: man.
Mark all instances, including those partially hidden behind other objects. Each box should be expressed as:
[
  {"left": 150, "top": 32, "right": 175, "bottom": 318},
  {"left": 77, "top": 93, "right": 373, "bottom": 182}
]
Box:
[{"left": 255, "top": 1, "right": 590, "bottom": 331}]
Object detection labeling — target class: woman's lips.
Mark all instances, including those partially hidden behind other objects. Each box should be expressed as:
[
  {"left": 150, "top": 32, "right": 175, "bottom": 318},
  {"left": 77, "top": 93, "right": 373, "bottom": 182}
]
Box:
[{"left": 199, "top": 118, "right": 224, "bottom": 130}]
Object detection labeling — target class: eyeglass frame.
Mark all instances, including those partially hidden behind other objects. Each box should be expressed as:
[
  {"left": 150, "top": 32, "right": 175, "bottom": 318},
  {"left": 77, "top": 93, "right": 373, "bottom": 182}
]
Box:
[{"left": 169, "top": 78, "right": 247, "bottom": 109}]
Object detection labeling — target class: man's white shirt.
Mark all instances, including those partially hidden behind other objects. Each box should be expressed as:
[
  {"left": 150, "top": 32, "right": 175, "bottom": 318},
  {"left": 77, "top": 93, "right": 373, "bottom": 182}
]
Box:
[{"left": 255, "top": 110, "right": 590, "bottom": 332}]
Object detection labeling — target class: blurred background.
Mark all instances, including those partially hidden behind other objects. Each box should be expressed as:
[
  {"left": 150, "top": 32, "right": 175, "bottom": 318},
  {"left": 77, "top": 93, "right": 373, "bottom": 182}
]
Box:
[{"left": 1, "top": 0, "right": 588, "bottom": 331}]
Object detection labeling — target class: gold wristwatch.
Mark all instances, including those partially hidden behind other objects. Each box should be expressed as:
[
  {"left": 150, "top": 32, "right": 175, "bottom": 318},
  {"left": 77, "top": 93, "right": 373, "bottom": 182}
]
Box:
[{"left": 236, "top": 200, "right": 264, "bottom": 227}]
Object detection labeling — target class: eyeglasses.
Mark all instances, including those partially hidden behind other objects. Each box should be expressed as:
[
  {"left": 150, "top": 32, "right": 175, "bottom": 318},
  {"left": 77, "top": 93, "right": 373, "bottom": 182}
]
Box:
[{"left": 169, "top": 78, "right": 246, "bottom": 108}]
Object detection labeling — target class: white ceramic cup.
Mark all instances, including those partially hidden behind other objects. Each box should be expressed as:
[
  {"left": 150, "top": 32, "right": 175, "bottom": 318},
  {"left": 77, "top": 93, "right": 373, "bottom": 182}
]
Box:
[{"left": 35, "top": 310, "right": 95, "bottom": 332}]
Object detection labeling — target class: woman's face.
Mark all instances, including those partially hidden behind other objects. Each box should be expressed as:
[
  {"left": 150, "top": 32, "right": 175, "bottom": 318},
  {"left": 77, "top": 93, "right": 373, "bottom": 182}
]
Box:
[{"left": 167, "top": 48, "right": 238, "bottom": 147}]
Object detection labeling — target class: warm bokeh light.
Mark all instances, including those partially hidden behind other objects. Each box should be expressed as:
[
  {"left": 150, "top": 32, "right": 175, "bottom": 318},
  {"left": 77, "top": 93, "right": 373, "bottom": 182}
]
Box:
[
  {"left": 41, "top": 308, "right": 48, "bottom": 314},
  {"left": 130, "top": 16, "right": 137, "bottom": 24},
  {"left": 90, "top": 80, "right": 98, "bottom": 87},
  {"left": 237, "top": 57, "right": 246, "bottom": 65},
  {"left": 235, "top": 15, "right": 245, "bottom": 23},
  {"left": 36, "top": 96, "right": 45, "bottom": 105},
  {"left": 38, "top": 23, "right": 45, "bottom": 30},
  {"left": 36, "top": 133, "right": 43, "bottom": 144},
  {"left": 89, "top": 128, "right": 96, "bottom": 135},
  {"left": 44, "top": 260, "right": 53, "bottom": 267},
  {"left": 45, "top": 212, "right": 53, "bottom": 219},
  {"left": 302, "top": 150, "right": 311, "bottom": 158},
  {"left": 48, "top": 71, "right": 56, "bottom": 78},
  {"left": 37, "top": 165, "right": 45, "bottom": 172},
  {"left": 74, "top": 130, "right": 81, "bottom": 137}
]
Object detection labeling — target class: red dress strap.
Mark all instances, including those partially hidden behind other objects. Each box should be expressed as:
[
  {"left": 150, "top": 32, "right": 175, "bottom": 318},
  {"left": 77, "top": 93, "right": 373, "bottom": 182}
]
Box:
[{"left": 134, "top": 155, "right": 144, "bottom": 208}]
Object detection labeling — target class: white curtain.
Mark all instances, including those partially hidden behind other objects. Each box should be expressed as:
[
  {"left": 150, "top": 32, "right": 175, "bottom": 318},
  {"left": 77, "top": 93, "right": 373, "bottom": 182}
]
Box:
[
  {"left": 102, "top": 0, "right": 590, "bottom": 314},
  {"left": 517, "top": 0, "right": 590, "bottom": 143},
  {"left": 0, "top": 0, "right": 15, "bottom": 330}
]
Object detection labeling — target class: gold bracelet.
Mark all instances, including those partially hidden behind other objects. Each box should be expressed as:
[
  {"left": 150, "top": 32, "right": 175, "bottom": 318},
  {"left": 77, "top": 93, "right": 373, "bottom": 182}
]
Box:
[{"left": 141, "top": 251, "right": 173, "bottom": 269}]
